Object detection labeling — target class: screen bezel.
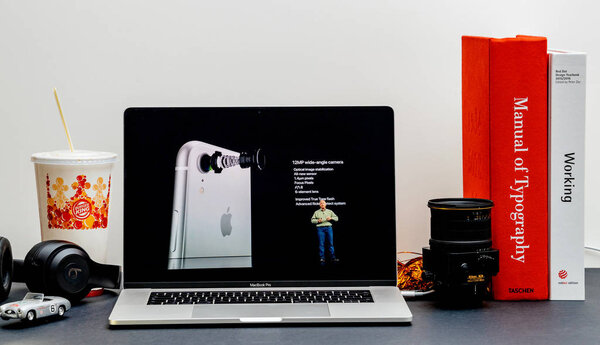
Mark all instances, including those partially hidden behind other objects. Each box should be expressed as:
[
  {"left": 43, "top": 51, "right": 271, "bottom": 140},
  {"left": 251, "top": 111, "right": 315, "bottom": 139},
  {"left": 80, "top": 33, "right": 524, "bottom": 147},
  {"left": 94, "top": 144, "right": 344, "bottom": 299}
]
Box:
[{"left": 123, "top": 106, "right": 397, "bottom": 288}]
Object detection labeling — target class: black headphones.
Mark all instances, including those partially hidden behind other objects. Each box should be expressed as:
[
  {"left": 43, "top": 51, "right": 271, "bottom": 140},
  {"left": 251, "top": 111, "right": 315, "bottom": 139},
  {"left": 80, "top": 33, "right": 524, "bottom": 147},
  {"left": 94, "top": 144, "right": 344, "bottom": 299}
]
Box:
[{"left": 0, "top": 237, "right": 120, "bottom": 302}]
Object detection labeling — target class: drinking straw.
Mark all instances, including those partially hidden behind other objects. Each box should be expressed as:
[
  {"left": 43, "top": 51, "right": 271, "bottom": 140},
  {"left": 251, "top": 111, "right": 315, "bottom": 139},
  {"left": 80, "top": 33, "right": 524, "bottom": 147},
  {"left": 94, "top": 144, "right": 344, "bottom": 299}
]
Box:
[{"left": 53, "top": 88, "right": 74, "bottom": 152}]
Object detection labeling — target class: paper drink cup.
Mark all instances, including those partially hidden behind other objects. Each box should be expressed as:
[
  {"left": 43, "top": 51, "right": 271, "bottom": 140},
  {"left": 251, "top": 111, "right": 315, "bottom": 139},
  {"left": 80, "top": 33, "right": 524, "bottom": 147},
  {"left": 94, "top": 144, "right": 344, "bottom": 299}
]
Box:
[{"left": 31, "top": 150, "right": 117, "bottom": 263}]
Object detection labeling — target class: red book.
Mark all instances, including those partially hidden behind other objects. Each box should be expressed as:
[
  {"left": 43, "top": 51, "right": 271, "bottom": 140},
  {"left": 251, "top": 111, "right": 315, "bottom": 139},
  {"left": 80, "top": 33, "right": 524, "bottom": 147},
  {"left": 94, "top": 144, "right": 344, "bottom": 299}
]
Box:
[{"left": 462, "top": 36, "right": 548, "bottom": 300}]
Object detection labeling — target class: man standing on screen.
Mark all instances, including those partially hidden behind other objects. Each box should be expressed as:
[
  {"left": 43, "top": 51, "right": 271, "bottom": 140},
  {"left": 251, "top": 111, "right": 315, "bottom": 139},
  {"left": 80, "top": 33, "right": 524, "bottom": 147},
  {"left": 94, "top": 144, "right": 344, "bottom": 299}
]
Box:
[{"left": 311, "top": 199, "right": 339, "bottom": 266}]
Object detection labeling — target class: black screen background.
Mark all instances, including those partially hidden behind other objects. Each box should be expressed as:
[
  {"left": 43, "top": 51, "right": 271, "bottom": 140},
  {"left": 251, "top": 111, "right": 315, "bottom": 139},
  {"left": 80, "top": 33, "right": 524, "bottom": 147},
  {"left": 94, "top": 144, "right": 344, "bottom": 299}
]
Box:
[{"left": 124, "top": 107, "right": 396, "bottom": 287}]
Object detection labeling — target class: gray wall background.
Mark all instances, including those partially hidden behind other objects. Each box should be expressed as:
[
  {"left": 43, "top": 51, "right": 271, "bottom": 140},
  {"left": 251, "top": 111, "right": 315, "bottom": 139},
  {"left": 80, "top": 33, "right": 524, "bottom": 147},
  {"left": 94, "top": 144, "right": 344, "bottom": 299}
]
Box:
[{"left": 1, "top": 0, "right": 598, "bottom": 266}]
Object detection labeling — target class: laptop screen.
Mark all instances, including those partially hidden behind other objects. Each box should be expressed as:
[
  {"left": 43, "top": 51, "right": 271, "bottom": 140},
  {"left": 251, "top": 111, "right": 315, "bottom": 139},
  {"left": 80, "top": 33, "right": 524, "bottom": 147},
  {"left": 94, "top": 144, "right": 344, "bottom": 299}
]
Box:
[{"left": 124, "top": 107, "right": 396, "bottom": 287}]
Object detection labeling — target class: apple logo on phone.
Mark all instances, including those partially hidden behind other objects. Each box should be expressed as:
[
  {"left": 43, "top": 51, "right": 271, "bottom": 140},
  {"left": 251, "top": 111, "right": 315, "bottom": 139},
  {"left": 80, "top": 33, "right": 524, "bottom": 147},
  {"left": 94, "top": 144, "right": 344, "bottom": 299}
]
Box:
[{"left": 220, "top": 206, "right": 233, "bottom": 236}]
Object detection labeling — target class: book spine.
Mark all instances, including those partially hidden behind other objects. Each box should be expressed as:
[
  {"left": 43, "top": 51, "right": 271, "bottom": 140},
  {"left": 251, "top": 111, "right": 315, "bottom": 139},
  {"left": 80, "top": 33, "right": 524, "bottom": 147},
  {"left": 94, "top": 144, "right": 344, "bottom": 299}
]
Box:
[
  {"left": 463, "top": 36, "right": 548, "bottom": 300},
  {"left": 548, "top": 52, "right": 586, "bottom": 300},
  {"left": 462, "top": 37, "right": 491, "bottom": 199}
]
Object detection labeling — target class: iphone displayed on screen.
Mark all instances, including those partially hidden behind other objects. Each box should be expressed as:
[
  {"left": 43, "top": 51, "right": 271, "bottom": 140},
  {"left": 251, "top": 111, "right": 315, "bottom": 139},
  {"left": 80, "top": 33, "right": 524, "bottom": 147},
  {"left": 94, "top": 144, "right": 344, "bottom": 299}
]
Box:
[{"left": 168, "top": 141, "right": 252, "bottom": 270}]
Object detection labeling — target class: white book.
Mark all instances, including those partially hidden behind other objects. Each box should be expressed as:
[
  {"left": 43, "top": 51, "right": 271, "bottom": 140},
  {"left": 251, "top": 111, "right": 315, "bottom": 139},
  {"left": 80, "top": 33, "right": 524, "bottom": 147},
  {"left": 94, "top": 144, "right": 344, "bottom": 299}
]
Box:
[{"left": 548, "top": 50, "right": 586, "bottom": 300}]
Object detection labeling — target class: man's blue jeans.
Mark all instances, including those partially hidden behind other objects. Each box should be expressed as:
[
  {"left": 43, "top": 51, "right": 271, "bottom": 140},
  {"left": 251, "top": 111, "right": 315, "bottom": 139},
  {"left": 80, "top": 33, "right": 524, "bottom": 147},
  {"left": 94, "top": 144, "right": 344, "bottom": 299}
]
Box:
[{"left": 317, "top": 226, "right": 335, "bottom": 260}]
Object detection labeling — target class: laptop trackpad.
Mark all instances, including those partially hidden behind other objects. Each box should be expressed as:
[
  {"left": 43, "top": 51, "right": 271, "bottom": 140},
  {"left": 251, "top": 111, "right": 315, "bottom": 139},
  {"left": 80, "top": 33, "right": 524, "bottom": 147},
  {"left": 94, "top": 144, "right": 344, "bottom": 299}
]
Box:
[{"left": 192, "top": 304, "right": 330, "bottom": 319}]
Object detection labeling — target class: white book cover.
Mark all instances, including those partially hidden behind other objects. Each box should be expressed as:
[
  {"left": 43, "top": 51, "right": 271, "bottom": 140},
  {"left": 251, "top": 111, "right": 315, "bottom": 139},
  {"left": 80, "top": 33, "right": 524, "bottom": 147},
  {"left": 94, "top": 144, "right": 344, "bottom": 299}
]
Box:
[{"left": 548, "top": 50, "right": 586, "bottom": 300}]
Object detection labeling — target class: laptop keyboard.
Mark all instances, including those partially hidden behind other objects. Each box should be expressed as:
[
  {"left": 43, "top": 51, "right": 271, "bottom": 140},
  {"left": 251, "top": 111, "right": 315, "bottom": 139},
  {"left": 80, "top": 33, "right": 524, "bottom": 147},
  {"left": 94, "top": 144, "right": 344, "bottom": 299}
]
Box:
[{"left": 148, "top": 290, "right": 374, "bottom": 305}]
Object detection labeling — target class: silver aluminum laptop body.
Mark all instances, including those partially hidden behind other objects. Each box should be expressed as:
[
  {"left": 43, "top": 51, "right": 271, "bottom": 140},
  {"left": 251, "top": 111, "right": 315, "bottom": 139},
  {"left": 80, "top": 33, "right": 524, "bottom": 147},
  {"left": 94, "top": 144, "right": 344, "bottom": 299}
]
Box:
[
  {"left": 110, "top": 286, "right": 410, "bottom": 325},
  {"left": 110, "top": 107, "right": 412, "bottom": 325}
]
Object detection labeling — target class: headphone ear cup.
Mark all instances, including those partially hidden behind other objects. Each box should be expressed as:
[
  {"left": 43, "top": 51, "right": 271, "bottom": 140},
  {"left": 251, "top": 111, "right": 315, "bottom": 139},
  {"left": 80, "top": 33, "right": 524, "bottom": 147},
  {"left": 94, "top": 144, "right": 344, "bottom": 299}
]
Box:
[
  {"left": 22, "top": 241, "right": 55, "bottom": 294},
  {"left": 0, "top": 237, "right": 13, "bottom": 301},
  {"left": 52, "top": 250, "right": 91, "bottom": 301},
  {"left": 25, "top": 240, "right": 93, "bottom": 302}
]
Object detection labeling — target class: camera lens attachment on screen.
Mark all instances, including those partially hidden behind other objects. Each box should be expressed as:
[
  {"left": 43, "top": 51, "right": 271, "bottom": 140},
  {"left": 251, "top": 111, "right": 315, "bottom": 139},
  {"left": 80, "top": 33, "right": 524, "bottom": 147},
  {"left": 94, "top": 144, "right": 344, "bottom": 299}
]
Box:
[
  {"left": 198, "top": 149, "right": 265, "bottom": 173},
  {"left": 239, "top": 149, "right": 265, "bottom": 170},
  {"left": 422, "top": 198, "right": 499, "bottom": 303}
]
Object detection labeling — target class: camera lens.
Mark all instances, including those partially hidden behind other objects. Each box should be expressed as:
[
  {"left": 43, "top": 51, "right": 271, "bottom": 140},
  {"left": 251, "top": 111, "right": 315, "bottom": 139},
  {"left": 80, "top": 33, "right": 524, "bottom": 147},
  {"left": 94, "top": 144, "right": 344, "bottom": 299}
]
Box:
[
  {"left": 428, "top": 198, "right": 493, "bottom": 248},
  {"left": 198, "top": 154, "right": 212, "bottom": 173},
  {"left": 422, "top": 198, "right": 499, "bottom": 302}
]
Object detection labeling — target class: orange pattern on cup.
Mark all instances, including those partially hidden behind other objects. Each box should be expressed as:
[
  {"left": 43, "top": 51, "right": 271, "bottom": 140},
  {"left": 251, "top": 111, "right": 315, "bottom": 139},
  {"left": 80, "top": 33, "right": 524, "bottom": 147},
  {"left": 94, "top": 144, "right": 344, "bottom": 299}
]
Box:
[{"left": 46, "top": 174, "right": 111, "bottom": 229}]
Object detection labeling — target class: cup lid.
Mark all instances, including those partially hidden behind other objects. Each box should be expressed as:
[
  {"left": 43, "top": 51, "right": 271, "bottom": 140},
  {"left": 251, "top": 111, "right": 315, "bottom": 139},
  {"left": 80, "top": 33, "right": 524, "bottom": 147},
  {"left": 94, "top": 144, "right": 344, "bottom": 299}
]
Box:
[{"left": 31, "top": 150, "right": 117, "bottom": 165}]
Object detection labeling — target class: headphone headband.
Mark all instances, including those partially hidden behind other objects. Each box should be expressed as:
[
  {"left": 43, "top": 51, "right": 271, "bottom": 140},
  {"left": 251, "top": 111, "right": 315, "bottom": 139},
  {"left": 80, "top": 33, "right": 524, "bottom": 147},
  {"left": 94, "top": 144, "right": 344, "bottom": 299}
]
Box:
[{"left": 89, "top": 261, "right": 121, "bottom": 289}]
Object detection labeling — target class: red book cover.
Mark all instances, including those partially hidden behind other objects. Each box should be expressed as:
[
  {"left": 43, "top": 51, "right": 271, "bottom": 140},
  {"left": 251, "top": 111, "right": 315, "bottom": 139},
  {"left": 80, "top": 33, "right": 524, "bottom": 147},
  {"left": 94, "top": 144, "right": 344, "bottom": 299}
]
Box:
[{"left": 462, "top": 36, "right": 548, "bottom": 300}]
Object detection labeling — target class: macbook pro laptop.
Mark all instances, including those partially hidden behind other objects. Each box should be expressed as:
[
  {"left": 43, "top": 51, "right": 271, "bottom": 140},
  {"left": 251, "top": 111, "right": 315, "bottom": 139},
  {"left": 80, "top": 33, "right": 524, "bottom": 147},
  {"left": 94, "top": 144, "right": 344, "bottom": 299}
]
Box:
[{"left": 109, "top": 107, "right": 412, "bottom": 325}]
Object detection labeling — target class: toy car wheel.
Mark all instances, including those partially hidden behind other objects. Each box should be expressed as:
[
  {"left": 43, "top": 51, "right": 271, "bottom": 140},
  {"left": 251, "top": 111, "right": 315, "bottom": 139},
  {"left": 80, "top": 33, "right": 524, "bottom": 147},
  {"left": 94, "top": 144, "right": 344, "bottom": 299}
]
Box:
[
  {"left": 58, "top": 306, "right": 65, "bottom": 316},
  {"left": 26, "top": 310, "right": 35, "bottom": 321},
  {"left": 1, "top": 315, "right": 9, "bottom": 321}
]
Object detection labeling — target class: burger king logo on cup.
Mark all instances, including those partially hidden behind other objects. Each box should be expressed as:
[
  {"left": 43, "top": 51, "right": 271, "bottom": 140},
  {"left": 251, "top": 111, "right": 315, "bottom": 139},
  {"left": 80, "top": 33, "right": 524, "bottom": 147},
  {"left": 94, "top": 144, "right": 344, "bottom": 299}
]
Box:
[
  {"left": 72, "top": 199, "right": 92, "bottom": 221},
  {"left": 45, "top": 174, "right": 111, "bottom": 230}
]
